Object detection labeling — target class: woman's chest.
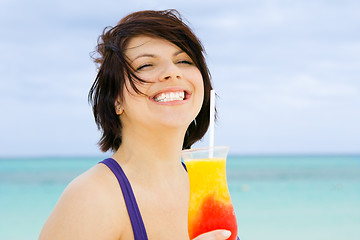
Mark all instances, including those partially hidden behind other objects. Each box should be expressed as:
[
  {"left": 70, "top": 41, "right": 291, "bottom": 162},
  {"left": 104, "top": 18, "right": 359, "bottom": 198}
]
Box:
[{"left": 134, "top": 184, "right": 190, "bottom": 239}]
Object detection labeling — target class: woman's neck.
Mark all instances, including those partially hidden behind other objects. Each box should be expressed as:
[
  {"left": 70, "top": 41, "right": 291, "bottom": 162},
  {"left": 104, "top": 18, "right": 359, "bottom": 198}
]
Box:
[{"left": 111, "top": 123, "right": 187, "bottom": 181}]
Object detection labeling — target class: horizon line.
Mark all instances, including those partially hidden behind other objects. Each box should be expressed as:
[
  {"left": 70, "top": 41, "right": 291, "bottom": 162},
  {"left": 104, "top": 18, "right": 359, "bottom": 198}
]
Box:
[{"left": 1, "top": 152, "right": 360, "bottom": 160}]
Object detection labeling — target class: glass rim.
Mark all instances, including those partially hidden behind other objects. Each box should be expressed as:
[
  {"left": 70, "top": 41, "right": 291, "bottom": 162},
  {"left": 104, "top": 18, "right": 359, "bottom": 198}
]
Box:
[{"left": 181, "top": 146, "right": 230, "bottom": 154}]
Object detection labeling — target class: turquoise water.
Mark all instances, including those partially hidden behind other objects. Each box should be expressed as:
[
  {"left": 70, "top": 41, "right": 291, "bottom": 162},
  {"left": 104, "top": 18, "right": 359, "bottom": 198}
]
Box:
[{"left": 1, "top": 155, "right": 360, "bottom": 240}]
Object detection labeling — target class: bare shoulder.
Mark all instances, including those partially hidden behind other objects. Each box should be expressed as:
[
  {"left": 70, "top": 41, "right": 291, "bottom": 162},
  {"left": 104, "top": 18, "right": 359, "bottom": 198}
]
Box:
[{"left": 39, "top": 163, "right": 128, "bottom": 240}]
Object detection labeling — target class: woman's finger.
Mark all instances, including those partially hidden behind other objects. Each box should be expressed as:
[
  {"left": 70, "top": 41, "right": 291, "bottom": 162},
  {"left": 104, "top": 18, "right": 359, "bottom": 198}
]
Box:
[{"left": 192, "top": 230, "right": 232, "bottom": 240}]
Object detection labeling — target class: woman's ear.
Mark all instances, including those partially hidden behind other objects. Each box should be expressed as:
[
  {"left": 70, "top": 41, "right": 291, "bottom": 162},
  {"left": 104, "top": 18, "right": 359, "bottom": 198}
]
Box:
[{"left": 115, "top": 98, "right": 124, "bottom": 115}]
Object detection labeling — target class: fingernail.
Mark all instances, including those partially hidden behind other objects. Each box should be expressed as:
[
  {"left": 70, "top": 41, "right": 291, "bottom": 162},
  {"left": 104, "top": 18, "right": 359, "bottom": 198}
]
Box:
[{"left": 222, "top": 230, "right": 232, "bottom": 238}]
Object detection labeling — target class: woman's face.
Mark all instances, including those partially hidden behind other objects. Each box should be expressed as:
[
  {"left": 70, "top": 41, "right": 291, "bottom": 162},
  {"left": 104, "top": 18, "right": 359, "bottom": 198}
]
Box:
[{"left": 118, "top": 35, "right": 204, "bottom": 132}]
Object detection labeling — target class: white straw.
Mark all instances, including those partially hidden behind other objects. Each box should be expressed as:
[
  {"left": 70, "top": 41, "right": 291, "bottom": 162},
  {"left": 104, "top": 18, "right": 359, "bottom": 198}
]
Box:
[{"left": 209, "top": 90, "right": 215, "bottom": 158}]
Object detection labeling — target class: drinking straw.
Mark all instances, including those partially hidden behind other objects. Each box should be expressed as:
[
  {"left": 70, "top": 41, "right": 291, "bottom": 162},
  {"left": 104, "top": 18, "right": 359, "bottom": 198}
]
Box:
[{"left": 209, "top": 89, "right": 215, "bottom": 158}]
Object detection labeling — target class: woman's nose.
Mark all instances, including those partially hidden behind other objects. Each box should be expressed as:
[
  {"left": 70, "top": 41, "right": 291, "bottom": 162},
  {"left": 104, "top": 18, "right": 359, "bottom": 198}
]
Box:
[{"left": 159, "top": 62, "right": 183, "bottom": 82}]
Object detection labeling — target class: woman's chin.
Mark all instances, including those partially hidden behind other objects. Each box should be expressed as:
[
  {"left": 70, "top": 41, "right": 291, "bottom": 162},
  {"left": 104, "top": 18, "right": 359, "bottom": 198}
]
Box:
[{"left": 150, "top": 116, "right": 193, "bottom": 130}]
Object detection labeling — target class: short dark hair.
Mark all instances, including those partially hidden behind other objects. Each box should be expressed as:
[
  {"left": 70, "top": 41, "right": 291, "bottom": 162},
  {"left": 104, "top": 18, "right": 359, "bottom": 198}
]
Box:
[{"left": 88, "top": 9, "right": 214, "bottom": 152}]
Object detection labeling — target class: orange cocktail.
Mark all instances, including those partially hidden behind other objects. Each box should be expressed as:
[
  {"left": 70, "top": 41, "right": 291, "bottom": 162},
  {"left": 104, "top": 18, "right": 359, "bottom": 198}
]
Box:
[{"left": 182, "top": 146, "right": 237, "bottom": 240}]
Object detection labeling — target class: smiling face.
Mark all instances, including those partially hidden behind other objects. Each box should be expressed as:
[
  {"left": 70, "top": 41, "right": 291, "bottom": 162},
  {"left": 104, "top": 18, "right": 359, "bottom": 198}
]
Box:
[{"left": 118, "top": 35, "right": 204, "bottom": 132}]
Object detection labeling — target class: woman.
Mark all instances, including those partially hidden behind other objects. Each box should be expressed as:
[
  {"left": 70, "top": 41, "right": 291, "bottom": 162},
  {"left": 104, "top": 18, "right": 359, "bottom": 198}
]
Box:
[{"left": 39, "top": 9, "right": 234, "bottom": 240}]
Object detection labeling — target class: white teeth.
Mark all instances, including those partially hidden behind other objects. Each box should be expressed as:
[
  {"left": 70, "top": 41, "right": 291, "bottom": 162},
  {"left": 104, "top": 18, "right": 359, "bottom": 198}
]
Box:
[{"left": 154, "top": 91, "right": 185, "bottom": 102}]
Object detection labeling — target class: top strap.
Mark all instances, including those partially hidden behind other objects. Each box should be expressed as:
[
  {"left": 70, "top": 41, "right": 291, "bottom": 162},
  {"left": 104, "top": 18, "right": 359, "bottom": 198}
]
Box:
[{"left": 99, "top": 158, "right": 148, "bottom": 240}]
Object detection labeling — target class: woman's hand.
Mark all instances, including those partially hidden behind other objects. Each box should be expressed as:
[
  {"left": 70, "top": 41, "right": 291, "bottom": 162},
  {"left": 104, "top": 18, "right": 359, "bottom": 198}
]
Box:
[{"left": 192, "top": 230, "right": 232, "bottom": 240}]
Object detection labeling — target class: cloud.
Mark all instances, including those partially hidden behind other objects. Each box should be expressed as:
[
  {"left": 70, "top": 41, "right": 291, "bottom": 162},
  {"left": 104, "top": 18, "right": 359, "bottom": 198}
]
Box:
[
  {"left": 217, "top": 71, "right": 359, "bottom": 110},
  {"left": 283, "top": 75, "right": 358, "bottom": 97}
]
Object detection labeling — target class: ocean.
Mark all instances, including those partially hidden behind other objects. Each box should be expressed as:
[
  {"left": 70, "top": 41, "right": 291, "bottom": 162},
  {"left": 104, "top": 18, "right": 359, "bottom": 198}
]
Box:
[{"left": 0, "top": 155, "right": 359, "bottom": 240}]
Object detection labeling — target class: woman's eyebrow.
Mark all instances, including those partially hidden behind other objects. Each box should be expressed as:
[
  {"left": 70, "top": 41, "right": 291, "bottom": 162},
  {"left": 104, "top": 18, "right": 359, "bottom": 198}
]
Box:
[
  {"left": 174, "top": 50, "right": 184, "bottom": 56},
  {"left": 131, "top": 50, "right": 185, "bottom": 62},
  {"left": 131, "top": 54, "right": 156, "bottom": 62}
]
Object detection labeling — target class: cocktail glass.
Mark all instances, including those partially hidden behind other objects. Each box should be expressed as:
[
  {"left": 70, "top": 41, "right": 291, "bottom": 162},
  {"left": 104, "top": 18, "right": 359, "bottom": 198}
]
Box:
[{"left": 182, "top": 146, "right": 238, "bottom": 240}]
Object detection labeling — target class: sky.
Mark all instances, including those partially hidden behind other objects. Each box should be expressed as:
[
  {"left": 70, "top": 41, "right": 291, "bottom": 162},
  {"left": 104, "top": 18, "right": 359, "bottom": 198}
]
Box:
[{"left": 0, "top": 0, "right": 359, "bottom": 157}]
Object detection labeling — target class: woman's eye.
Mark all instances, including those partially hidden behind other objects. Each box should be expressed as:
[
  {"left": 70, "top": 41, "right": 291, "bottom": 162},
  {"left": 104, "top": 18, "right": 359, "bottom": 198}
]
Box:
[
  {"left": 137, "top": 64, "right": 152, "bottom": 71},
  {"left": 178, "top": 60, "right": 193, "bottom": 65}
]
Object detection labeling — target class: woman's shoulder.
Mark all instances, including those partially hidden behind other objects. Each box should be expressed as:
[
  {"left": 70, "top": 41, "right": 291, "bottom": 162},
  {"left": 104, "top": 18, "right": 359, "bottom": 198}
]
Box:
[
  {"left": 66, "top": 162, "right": 118, "bottom": 199},
  {"left": 39, "top": 163, "right": 128, "bottom": 240},
  {"left": 61, "top": 163, "right": 120, "bottom": 206}
]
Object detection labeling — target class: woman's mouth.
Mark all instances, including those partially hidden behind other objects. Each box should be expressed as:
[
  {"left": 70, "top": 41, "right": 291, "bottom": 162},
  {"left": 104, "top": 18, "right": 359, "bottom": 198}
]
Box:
[{"left": 151, "top": 89, "right": 191, "bottom": 103}]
